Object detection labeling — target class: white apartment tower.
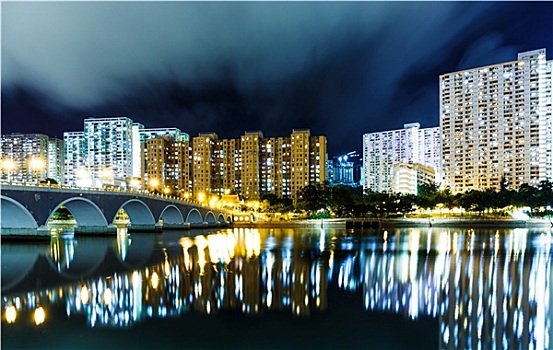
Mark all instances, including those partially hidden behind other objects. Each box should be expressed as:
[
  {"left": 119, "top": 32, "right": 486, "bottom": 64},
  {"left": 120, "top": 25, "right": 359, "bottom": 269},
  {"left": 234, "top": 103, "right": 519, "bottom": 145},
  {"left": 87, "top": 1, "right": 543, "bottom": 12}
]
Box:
[
  {"left": 440, "top": 49, "right": 552, "bottom": 193},
  {"left": 363, "top": 123, "right": 440, "bottom": 193}
]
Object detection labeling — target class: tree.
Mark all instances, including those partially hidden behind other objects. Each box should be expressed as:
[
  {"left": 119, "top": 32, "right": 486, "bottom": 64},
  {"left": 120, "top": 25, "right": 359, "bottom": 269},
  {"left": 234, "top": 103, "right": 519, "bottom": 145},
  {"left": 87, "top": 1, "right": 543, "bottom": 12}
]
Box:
[
  {"left": 296, "top": 183, "right": 331, "bottom": 215},
  {"left": 329, "top": 185, "right": 356, "bottom": 217}
]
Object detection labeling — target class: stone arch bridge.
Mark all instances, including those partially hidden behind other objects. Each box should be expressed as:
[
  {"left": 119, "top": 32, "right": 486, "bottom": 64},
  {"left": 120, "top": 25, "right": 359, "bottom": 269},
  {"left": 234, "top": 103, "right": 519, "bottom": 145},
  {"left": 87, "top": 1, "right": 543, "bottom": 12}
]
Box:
[{"left": 1, "top": 185, "right": 233, "bottom": 237}]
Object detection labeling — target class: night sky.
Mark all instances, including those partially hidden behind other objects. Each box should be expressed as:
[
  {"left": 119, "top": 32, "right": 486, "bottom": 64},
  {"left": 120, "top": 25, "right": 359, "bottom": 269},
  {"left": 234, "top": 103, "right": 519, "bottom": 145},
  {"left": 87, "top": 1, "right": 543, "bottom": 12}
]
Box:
[{"left": 2, "top": 2, "right": 552, "bottom": 155}]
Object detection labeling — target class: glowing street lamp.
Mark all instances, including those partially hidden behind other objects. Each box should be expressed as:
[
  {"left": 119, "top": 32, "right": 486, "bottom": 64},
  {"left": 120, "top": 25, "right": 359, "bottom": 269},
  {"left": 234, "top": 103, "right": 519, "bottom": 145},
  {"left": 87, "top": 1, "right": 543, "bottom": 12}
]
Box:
[
  {"left": 198, "top": 192, "right": 206, "bottom": 203},
  {"left": 30, "top": 157, "right": 44, "bottom": 184},
  {"left": 2, "top": 159, "right": 16, "bottom": 184},
  {"left": 149, "top": 178, "right": 159, "bottom": 192}
]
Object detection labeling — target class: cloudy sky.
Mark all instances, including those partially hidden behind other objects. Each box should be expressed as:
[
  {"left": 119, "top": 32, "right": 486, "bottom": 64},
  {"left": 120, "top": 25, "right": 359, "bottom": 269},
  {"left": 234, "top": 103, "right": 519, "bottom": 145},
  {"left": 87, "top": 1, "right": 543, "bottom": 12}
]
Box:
[{"left": 2, "top": 2, "right": 552, "bottom": 154}]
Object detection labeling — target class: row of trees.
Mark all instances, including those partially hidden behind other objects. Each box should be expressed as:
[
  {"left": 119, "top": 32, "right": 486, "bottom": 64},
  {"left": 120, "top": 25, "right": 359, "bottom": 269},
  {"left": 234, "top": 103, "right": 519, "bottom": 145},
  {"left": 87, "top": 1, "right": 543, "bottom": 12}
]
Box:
[{"left": 260, "top": 181, "right": 553, "bottom": 218}]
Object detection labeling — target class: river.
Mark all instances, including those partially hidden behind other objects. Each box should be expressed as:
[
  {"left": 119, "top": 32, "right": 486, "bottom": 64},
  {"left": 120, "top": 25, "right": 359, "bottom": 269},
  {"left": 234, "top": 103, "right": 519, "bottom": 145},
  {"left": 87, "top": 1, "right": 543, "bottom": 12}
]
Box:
[{"left": 1, "top": 226, "right": 552, "bottom": 349}]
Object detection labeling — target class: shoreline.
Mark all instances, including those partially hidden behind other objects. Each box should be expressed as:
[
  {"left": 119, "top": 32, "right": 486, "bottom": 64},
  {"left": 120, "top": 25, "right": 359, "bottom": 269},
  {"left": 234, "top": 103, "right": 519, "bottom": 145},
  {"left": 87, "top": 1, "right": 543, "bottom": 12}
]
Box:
[{"left": 234, "top": 217, "right": 553, "bottom": 229}]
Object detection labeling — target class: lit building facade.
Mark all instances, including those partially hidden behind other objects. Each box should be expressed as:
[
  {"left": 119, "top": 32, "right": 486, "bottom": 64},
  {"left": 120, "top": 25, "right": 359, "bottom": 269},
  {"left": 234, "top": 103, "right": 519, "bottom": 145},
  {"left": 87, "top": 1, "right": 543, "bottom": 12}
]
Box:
[
  {"left": 329, "top": 151, "right": 363, "bottom": 187},
  {"left": 47, "top": 138, "right": 64, "bottom": 183},
  {"left": 363, "top": 123, "right": 440, "bottom": 193},
  {"left": 192, "top": 133, "right": 218, "bottom": 201},
  {"left": 190, "top": 130, "right": 327, "bottom": 200},
  {"left": 63, "top": 131, "right": 86, "bottom": 186},
  {"left": 260, "top": 137, "right": 291, "bottom": 197},
  {"left": 142, "top": 136, "right": 190, "bottom": 196},
  {"left": 0, "top": 133, "right": 49, "bottom": 184},
  {"left": 440, "top": 48, "right": 553, "bottom": 193},
  {"left": 392, "top": 163, "right": 436, "bottom": 195},
  {"left": 241, "top": 131, "right": 263, "bottom": 200},
  {"left": 64, "top": 117, "right": 190, "bottom": 189}
]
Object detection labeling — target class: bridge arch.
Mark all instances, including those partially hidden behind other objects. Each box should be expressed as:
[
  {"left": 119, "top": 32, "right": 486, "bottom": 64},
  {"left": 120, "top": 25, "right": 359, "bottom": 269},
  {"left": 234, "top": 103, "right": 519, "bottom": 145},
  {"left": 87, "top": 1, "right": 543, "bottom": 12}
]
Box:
[
  {"left": 0, "top": 196, "right": 38, "bottom": 230},
  {"left": 205, "top": 211, "right": 217, "bottom": 223},
  {"left": 185, "top": 208, "right": 203, "bottom": 223},
  {"left": 217, "top": 213, "right": 227, "bottom": 223},
  {"left": 50, "top": 197, "right": 108, "bottom": 227},
  {"left": 159, "top": 205, "right": 184, "bottom": 225},
  {"left": 116, "top": 199, "right": 156, "bottom": 225}
]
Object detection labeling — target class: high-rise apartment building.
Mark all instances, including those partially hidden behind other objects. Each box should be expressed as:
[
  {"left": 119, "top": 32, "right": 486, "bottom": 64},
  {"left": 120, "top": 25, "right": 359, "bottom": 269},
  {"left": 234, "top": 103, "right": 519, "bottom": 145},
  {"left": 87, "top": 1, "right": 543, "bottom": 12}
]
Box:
[
  {"left": 241, "top": 131, "right": 263, "bottom": 200},
  {"left": 64, "top": 116, "right": 190, "bottom": 189},
  {"left": 440, "top": 49, "right": 552, "bottom": 193},
  {"left": 260, "top": 136, "right": 291, "bottom": 197},
  {"left": 83, "top": 117, "right": 134, "bottom": 187},
  {"left": 142, "top": 136, "right": 190, "bottom": 196},
  {"left": 0, "top": 133, "right": 50, "bottom": 184},
  {"left": 190, "top": 130, "right": 327, "bottom": 201},
  {"left": 212, "top": 138, "right": 240, "bottom": 196},
  {"left": 63, "top": 131, "right": 86, "bottom": 186},
  {"left": 363, "top": 123, "right": 440, "bottom": 193},
  {"left": 47, "top": 138, "right": 64, "bottom": 183},
  {"left": 192, "top": 133, "right": 218, "bottom": 200}
]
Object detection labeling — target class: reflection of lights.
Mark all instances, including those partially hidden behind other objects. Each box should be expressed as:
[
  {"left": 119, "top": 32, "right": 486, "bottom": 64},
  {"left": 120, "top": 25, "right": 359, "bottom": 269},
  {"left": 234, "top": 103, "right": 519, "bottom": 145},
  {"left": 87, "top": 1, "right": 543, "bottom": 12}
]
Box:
[
  {"left": 164, "top": 259, "right": 170, "bottom": 279},
  {"left": 34, "top": 307, "right": 45, "bottom": 325},
  {"left": 80, "top": 286, "right": 90, "bottom": 305},
  {"left": 103, "top": 288, "right": 113, "bottom": 305},
  {"left": 5, "top": 305, "right": 17, "bottom": 324},
  {"left": 132, "top": 271, "right": 141, "bottom": 286},
  {"left": 151, "top": 272, "right": 160, "bottom": 289}
]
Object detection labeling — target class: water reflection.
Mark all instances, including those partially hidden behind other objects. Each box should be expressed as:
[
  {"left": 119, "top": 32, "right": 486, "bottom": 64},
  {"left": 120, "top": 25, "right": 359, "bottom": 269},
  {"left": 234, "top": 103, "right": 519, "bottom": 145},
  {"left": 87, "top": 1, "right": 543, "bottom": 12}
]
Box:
[{"left": 2, "top": 227, "right": 552, "bottom": 349}]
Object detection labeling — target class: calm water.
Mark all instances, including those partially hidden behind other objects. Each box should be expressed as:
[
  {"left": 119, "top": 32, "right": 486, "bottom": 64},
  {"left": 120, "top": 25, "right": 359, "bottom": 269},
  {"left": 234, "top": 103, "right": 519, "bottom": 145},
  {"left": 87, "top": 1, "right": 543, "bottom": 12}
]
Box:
[{"left": 1, "top": 226, "right": 552, "bottom": 349}]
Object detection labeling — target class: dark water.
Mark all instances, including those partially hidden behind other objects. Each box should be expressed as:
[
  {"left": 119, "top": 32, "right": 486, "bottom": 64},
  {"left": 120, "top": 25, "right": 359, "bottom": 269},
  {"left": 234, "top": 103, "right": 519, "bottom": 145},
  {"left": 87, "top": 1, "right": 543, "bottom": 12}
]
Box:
[{"left": 2, "top": 226, "right": 552, "bottom": 349}]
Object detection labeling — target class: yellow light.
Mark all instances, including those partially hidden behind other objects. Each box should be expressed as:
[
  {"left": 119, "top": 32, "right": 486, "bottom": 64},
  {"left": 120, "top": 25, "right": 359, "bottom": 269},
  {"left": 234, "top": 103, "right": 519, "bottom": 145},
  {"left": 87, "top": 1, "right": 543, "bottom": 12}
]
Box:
[
  {"left": 198, "top": 192, "right": 205, "bottom": 203},
  {"left": 30, "top": 157, "right": 44, "bottom": 171},
  {"left": 5, "top": 305, "right": 17, "bottom": 324},
  {"left": 34, "top": 307, "right": 45, "bottom": 326},
  {"left": 101, "top": 167, "right": 113, "bottom": 179},
  {"left": 151, "top": 272, "right": 160, "bottom": 289},
  {"left": 76, "top": 168, "right": 89, "bottom": 178},
  {"left": 129, "top": 178, "right": 140, "bottom": 188},
  {"left": 149, "top": 178, "right": 159, "bottom": 188},
  {"left": 209, "top": 196, "right": 218, "bottom": 208},
  {"left": 103, "top": 288, "right": 113, "bottom": 305},
  {"left": 183, "top": 192, "right": 190, "bottom": 199},
  {"left": 80, "top": 286, "right": 90, "bottom": 304},
  {"left": 2, "top": 159, "right": 15, "bottom": 171},
  {"left": 163, "top": 187, "right": 170, "bottom": 195}
]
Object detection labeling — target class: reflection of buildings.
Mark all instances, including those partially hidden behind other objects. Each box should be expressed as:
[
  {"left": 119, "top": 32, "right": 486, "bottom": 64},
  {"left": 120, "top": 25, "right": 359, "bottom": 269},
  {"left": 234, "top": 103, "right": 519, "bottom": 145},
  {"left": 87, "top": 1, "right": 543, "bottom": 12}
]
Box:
[
  {"left": 2, "top": 227, "right": 551, "bottom": 350},
  {"left": 352, "top": 228, "right": 552, "bottom": 350},
  {"left": 1, "top": 228, "right": 330, "bottom": 329}
]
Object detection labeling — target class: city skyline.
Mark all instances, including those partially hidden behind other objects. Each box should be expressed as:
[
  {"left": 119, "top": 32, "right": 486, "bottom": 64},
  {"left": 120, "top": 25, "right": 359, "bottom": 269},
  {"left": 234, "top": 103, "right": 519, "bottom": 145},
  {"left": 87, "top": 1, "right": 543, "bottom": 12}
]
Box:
[{"left": 2, "top": 2, "right": 552, "bottom": 155}]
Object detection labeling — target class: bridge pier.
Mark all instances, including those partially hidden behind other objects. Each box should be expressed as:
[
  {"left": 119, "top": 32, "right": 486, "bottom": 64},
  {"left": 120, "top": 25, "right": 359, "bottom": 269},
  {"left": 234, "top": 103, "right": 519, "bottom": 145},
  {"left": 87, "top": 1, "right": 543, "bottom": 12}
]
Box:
[
  {"left": 75, "top": 225, "right": 117, "bottom": 234},
  {"left": 127, "top": 223, "right": 163, "bottom": 232},
  {"left": 163, "top": 222, "right": 191, "bottom": 230},
  {"left": 1, "top": 227, "right": 50, "bottom": 239}
]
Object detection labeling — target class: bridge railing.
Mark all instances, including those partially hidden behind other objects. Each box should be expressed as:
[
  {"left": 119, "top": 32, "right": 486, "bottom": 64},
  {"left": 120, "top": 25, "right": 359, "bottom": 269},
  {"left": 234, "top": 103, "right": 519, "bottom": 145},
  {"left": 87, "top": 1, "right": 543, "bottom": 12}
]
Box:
[{"left": 0, "top": 182, "right": 229, "bottom": 214}]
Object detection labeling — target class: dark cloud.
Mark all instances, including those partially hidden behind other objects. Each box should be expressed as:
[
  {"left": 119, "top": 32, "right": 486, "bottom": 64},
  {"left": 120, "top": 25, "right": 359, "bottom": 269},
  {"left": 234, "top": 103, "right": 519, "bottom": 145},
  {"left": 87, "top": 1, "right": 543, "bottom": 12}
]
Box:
[{"left": 2, "top": 2, "right": 552, "bottom": 154}]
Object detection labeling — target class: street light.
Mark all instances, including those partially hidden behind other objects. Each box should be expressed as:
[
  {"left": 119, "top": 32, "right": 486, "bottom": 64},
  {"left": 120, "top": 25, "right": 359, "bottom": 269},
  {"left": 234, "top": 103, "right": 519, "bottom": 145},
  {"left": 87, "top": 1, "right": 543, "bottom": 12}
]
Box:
[
  {"left": 2, "top": 159, "right": 16, "bottom": 184},
  {"left": 149, "top": 178, "right": 159, "bottom": 193},
  {"left": 30, "top": 157, "right": 44, "bottom": 185}
]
